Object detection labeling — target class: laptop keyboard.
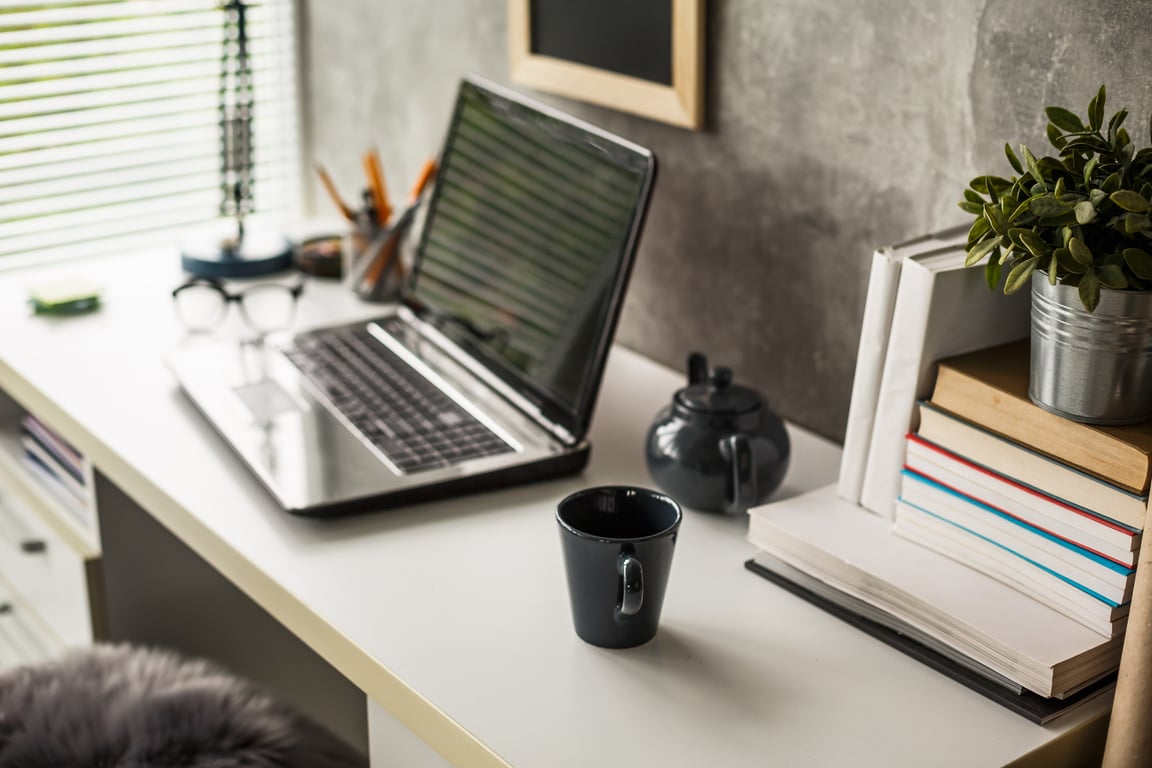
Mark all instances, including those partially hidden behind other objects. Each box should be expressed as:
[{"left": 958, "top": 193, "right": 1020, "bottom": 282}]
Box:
[{"left": 284, "top": 325, "right": 514, "bottom": 473}]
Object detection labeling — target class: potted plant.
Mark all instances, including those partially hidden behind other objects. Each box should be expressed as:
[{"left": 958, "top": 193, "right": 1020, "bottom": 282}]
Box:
[{"left": 960, "top": 85, "right": 1152, "bottom": 425}]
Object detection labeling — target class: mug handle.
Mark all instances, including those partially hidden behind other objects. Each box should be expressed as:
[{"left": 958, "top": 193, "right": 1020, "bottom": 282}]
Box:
[{"left": 616, "top": 552, "right": 644, "bottom": 619}]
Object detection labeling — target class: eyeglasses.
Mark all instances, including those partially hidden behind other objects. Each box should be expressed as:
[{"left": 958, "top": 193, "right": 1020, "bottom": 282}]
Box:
[{"left": 172, "top": 276, "right": 304, "bottom": 335}]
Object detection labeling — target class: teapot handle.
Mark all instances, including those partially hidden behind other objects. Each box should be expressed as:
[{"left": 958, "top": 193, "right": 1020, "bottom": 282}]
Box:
[{"left": 720, "top": 434, "right": 757, "bottom": 515}]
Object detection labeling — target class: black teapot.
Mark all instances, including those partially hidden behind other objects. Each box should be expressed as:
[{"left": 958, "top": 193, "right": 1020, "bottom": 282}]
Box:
[{"left": 645, "top": 353, "right": 790, "bottom": 514}]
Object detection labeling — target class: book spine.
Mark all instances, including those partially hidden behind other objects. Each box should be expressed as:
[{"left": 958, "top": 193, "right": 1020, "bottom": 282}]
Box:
[
  {"left": 859, "top": 258, "right": 939, "bottom": 519},
  {"left": 933, "top": 366, "right": 1149, "bottom": 495},
  {"left": 918, "top": 403, "right": 1147, "bottom": 530},
  {"left": 900, "top": 470, "right": 1134, "bottom": 601},
  {"left": 906, "top": 432, "right": 1140, "bottom": 559},
  {"left": 837, "top": 248, "right": 902, "bottom": 505}
]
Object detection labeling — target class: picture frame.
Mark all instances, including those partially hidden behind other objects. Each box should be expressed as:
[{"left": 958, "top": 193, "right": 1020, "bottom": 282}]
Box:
[{"left": 508, "top": 0, "right": 704, "bottom": 130}]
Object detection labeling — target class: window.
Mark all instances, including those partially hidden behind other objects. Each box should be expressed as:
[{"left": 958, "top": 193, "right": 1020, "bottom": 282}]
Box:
[{"left": 0, "top": 0, "right": 301, "bottom": 266}]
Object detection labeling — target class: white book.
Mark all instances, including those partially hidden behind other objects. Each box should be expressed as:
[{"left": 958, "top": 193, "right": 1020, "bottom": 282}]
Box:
[
  {"left": 893, "top": 501, "right": 1128, "bottom": 638},
  {"left": 746, "top": 484, "right": 1122, "bottom": 698},
  {"left": 899, "top": 471, "right": 1134, "bottom": 604},
  {"left": 837, "top": 225, "right": 969, "bottom": 505},
  {"left": 858, "top": 241, "right": 1031, "bottom": 519},
  {"left": 905, "top": 423, "right": 1139, "bottom": 564}
]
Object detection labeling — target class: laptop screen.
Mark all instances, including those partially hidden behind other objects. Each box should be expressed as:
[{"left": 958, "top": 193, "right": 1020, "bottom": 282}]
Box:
[{"left": 405, "top": 78, "right": 656, "bottom": 441}]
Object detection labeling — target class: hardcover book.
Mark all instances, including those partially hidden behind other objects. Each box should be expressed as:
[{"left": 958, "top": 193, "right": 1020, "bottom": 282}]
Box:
[
  {"left": 838, "top": 224, "right": 969, "bottom": 505},
  {"left": 906, "top": 416, "right": 1140, "bottom": 563},
  {"left": 916, "top": 401, "right": 1147, "bottom": 531},
  {"left": 857, "top": 244, "right": 1030, "bottom": 519},
  {"left": 932, "top": 340, "right": 1152, "bottom": 496}
]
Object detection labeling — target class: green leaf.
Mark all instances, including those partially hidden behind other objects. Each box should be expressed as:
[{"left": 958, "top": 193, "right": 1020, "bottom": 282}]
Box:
[
  {"left": 1125, "top": 213, "right": 1151, "bottom": 234},
  {"left": 1029, "top": 195, "right": 1074, "bottom": 218},
  {"left": 1069, "top": 237, "right": 1094, "bottom": 266},
  {"left": 1103, "top": 172, "right": 1122, "bottom": 193},
  {"left": 1004, "top": 143, "right": 1024, "bottom": 175},
  {"left": 984, "top": 201, "right": 1008, "bottom": 235},
  {"left": 1047, "top": 106, "right": 1085, "bottom": 133},
  {"left": 969, "top": 176, "right": 1012, "bottom": 196},
  {"left": 1075, "top": 200, "right": 1097, "bottom": 224},
  {"left": 963, "top": 188, "right": 984, "bottom": 204},
  {"left": 968, "top": 216, "right": 991, "bottom": 244},
  {"left": 1022, "top": 145, "right": 1046, "bottom": 190},
  {"left": 965, "top": 236, "right": 1001, "bottom": 267},
  {"left": 1124, "top": 248, "right": 1152, "bottom": 279},
  {"left": 958, "top": 201, "right": 984, "bottom": 215},
  {"left": 1089, "top": 85, "right": 1106, "bottom": 131},
  {"left": 1090, "top": 188, "right": 1107, "bottom": 207},
  {"left": 1083, "top": 156, "right": 1099, "bottom": 185},
  {"left": 1048, "top": 253, "right": 1060, "bottom": 282},
  {"left": 1054, "top": 246, "right": 1086, "bottom": 274},
  {"left": 1047, "top": 123, "right": 1067, "bottom": 151},
  {"left": 1079, "top": 269, "right": 1101, "bottom": 312},
  {"left": 1111, "top": 190, "right": 1151, "bottom": 213},
  {"left": 1109, "top": 108, "right": 1130, "bottom": 142},
  {"left": 1004, "top": 256, "right": 1038, "bottom": 293},
  {"left": 984, "top": 259, "right": 1002, "bottom": 291},
  {"left": 1054, "top": 177, "right": 1067, "bottom": 198},
  {"left": 1015, "top": 228, "right": 1050, "bottom": 257},
  {"left": 1009, "top": 198, "right": 1032, "bottom": 223},
  {"left": 1098, "top": 264, "right": 1129, "bottom": 289},
  {"left": 1117, "top": 127, "right": 1132, "bottom": 153}
]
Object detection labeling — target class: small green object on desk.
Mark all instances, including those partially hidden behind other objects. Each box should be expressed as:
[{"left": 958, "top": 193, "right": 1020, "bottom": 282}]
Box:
[{"left": 29, "top": 278, "right": 102, "bottom": 315}]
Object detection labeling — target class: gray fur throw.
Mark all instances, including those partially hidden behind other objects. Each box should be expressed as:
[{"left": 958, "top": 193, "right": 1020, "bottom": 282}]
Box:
[{"left": 0, "top": 644, "right": 366, "bottom": 768}]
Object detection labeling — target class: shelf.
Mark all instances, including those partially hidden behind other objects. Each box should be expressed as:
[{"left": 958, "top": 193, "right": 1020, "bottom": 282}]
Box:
[{"left": 0, "top": 424, "right": 99, "bottom": 559}]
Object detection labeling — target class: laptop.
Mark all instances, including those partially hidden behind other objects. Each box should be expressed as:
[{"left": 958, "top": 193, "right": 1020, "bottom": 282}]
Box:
[{"left": 167, "top": 76, "right": 657, "bottom": 516}]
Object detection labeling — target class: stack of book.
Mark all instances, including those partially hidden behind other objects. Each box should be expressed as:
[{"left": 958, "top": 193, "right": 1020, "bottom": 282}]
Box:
[
  {"left": 897, "top": 340, "right": 1146, "bottom": 641},
  {"left": 20, "top": 413, "right": 95, "bottom": 530},
  {"left": 745, "top": 227, "right": 1131, "bottom": 725}
]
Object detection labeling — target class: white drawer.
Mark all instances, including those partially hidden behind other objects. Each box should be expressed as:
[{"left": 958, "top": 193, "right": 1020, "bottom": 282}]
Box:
[
  {"left": 0, "top": 485, "right": 95, "bottom": 648},
  {"left": 0, "top": 579, "right": 63, "bottom": 670}
]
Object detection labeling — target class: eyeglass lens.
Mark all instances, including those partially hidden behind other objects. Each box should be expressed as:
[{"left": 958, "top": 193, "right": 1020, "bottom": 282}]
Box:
[
  {"left": 173, "top": 281, "right": 299, "bottom": 334},
  {"left": 239, "top": 283, "right": 298, "bottom": 333},
  {"left": 173, "top": 283, "right": 227, "bottom": 332}
]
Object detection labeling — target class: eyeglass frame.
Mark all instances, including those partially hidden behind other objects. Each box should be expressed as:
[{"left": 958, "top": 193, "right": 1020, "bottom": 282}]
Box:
[{"left": 171, "top": 275, "right": 305, "bottom": 335}]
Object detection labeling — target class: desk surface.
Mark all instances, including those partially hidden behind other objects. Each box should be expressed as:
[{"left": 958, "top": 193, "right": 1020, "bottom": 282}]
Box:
[{"left": 0, "top": 250, "right": 1107, "bottom": 767}]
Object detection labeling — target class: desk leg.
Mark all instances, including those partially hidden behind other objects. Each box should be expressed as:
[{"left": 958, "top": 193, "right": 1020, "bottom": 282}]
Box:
[
  {"left": 94, "top": 472, "right": 369, "bottom": 756},
  {"left": 368, "top": 699, "right": 453, "bottom": 768}
]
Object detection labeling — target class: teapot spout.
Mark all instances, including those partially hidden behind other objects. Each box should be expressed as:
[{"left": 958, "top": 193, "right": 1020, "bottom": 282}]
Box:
[{"left": 687, "top": 352, "right": 709, "bottom": 385}]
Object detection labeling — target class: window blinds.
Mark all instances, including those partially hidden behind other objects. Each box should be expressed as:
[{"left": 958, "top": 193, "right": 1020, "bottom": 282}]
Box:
[{"left": 0, "top": 0, "right": 301, "bottom": 265}]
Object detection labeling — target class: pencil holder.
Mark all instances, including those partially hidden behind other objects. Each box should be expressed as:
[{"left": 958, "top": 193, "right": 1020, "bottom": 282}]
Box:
[{"left": 344, "top": 202, "right": 419, "bottom": 303}]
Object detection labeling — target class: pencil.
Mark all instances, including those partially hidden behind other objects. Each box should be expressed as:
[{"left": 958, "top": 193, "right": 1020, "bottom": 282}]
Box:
[
  {"left": 362, "top": 149, "right": 392, "bottom": 225},
  {"left": 315, "top": 164, "right": 355, "bottom": 221},
  {"left": 407, "top": 157, "right": 438, "bottom": 204}
]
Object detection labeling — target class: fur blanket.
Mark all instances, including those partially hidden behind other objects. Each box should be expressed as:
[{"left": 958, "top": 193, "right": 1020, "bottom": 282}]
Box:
[{"left": 0, "top": 644, "right": 366, "bottom": 768}]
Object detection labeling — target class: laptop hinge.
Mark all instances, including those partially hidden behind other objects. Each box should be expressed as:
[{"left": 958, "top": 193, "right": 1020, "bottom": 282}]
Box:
[{"left": 385, "top": 308, "right": 579, "bottom": 447}]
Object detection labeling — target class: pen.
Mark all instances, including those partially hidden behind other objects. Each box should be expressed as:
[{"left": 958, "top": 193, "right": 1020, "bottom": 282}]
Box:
[{"left": 315, "top": 164, "right": 356, "bottom": 222}]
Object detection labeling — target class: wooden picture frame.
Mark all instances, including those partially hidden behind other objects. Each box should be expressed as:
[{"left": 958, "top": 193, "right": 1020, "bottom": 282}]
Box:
[{"left": 508, "top": 0, "right": 704, "bottom": 130}]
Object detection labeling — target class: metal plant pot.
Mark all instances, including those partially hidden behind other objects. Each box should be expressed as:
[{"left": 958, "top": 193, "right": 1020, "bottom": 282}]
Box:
[{"left": 1030, "top": 271, "right": 1152, "bottom": 425}]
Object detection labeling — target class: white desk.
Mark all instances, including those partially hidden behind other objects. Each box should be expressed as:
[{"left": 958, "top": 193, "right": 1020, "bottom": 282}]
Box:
[{"left": 0, "top": 250, "right": 1108, "bottom": 766}]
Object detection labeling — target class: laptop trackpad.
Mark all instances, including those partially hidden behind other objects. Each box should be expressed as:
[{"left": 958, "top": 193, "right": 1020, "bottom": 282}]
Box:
[{"left": 232, "top": 379, "right": 302, "bottom": 422}]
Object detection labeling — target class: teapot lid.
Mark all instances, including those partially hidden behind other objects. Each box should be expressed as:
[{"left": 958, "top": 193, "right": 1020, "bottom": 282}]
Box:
[{"left": 675, "top": 367, "right": 763, "bottom": 415}]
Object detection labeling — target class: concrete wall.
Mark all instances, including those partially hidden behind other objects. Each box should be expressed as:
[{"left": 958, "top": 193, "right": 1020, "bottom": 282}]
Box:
[{"left": 299, "top": 0, "right": 1152, "bottom": 443}]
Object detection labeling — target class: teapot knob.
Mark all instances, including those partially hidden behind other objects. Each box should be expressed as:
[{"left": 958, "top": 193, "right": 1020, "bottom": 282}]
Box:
[
  {"left": 710, "top": 367, "right": 733, "bottom": 390},
  {"left": 687, "top": 352, "right": 708, "bottom": 385}
]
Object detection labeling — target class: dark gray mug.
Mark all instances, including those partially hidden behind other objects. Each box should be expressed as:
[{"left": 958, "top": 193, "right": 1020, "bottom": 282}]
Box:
[{"left": 556, "top": 486, "right": 682, "bottom": 648}]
